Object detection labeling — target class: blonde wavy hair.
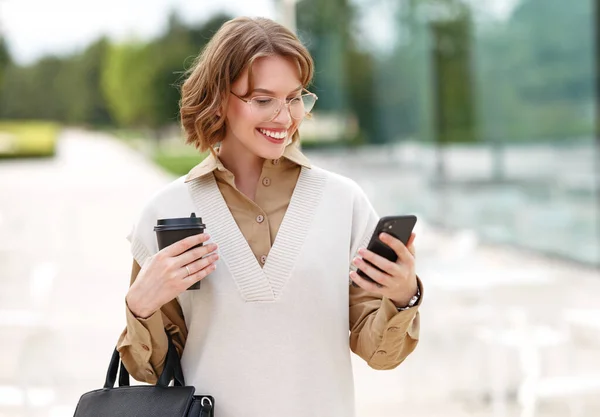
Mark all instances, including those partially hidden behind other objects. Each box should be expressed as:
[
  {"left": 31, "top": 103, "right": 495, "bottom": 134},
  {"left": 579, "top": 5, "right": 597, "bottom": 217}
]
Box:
[{"left": 179, "top": 17, "right": 314, "bottom": 153}]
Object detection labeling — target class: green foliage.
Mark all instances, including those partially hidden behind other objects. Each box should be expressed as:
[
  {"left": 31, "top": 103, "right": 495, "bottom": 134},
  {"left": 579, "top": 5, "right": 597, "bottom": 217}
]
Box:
[
  {"left": 101, "top": 42, "right": 156, "bottom": 127},
  {"left": 297, "top": 0, "right": 387, "bottom": 144},
  {"left": 0, "top": 121, "right": 60, "bottom": 157},
  {"left": 474, "top": 0, "right": 594, "bottom": 141},
  {"left": 100, "top": 12, "right": 231, "bottom": 133},
  {"left": 431, "top": 2, "right": 477, "bottom": 144},
  {"left": 152, "top": 151, "right": 209, "bottom": 176},
  {"left": 0, "top": 2, "right": 595, "bottom": 146},
  {"left": 72, "top": 38, "right": 113, "bottom": 125},
  {"left": 0, "top": 38, "right": 112, "bottom": 125},
  {"left": 0, "top": 12, "right": 231, "bottom": 135},
  {"left": 0, "top": 37, "right": 11, "bottom": 98},
  {"left": 296, "top": 0, "right": 594, "bottom": 144}
]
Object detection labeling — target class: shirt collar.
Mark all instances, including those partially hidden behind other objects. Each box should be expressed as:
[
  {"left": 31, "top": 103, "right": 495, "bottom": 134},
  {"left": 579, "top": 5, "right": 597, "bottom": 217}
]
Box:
[{"left": 185, "top": 143, "right": 311, "bottom": 183}]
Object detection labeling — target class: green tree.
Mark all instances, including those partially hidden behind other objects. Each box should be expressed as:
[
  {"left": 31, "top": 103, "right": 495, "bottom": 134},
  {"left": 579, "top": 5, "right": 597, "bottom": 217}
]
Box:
[
  {"left": 101, "top": 42, "right": 156, "bottom": 127},
  {"left": 0, "top": 56, "right": 70, "bottom": 120},
  {"left": 429, "top": 1, "right": 477, "bottom": 144},
  {"left": 297, "top": 0, "right": 352, "bottom": 112},
  {"left": 188, "top": 13, "right": 231, "bottom": 51},
  {"left": 74, "top": 37, "right": 113, "bottom": 125},
  {"left": 297, "top": 0, "right": 379, "bottom": 142},
  {"left": 101, "top": 12, "right": 232, "bottom": 135},
  {"left": 0, "top": 37, "right": 12, "bottom": 102},
  {"left": 0, "top": 39, "right": 113, "bottom": 125},
  {"left": 476, "top": 0, "right": 594, "bottom": 141}
]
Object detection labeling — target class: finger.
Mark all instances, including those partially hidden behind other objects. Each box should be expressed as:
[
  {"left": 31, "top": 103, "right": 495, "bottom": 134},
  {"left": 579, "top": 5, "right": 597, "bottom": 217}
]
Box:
[
  {"left": 162, "top": 233, "right": 211, "bottom": 257},
  {"left": 357, "top": 248, "right": 401, "bottom": 277},
  {"left": 349, "top": 270, "right": 385, "bottom": 293},
  {"left": 407, "top": 242, "right": 415, "bottom": 257},
  {"left": 174, "top": 242, "right": 218, "bottom": 268},
  {"left": 184, "top": 253, "right": 219, "bottom": 277},
  {"left": 407, "top": 233, "right": 416, "bottom": 257},
  {"left": 380, "top": 232, "right": 413, "bottom": 264},
  {"left": 183, "top": 261, "right": 217, "bottom": 286},
  {"left": 352, "top": 257, "right": 391, "bottom": 287}
]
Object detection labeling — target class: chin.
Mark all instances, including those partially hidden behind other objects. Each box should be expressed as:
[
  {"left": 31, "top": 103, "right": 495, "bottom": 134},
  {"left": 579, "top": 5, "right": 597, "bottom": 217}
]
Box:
[
  {"left": 253, "top": 143, "right": 287, "bottom": 160},
  {"left": 252, "top": 128, "right": 291, "bottom": 159}
]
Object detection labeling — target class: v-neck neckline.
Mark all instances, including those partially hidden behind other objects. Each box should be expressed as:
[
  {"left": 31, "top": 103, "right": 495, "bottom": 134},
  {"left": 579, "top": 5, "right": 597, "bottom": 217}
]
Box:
[{"left": 187, "top": 166, "right": 327, "bottom": 302}]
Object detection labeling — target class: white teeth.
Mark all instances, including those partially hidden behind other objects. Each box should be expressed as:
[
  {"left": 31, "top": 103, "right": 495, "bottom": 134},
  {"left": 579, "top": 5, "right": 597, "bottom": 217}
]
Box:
[{"left": 259, "top": 128, "right": 287, "bottom": 139}]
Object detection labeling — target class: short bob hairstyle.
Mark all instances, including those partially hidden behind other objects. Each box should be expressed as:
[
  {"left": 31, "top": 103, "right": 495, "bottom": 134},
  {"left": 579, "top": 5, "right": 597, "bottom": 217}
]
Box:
[{"left": 179, "top": 17, "right": 314, "bottom": 153}]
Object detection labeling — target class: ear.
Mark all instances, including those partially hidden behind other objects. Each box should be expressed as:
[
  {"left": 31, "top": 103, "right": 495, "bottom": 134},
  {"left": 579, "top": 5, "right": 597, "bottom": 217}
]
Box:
[{"left": 217, "top": 92, "right": 230, "bottom": 118}]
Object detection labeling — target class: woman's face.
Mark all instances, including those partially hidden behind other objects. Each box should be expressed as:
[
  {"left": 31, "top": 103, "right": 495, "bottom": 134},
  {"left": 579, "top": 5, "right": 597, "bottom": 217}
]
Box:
[{"left": 224, "top": 55, "right": 303, "bottom": 161}]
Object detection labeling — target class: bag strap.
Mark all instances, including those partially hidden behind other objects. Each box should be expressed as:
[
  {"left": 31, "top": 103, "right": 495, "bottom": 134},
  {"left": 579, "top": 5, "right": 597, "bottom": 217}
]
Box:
[
  {"left": 104, "top": 332, "right": 185, "bottom": 389},
  {"left": 158, "top": 332, "right": 186, "bottom": 387}
]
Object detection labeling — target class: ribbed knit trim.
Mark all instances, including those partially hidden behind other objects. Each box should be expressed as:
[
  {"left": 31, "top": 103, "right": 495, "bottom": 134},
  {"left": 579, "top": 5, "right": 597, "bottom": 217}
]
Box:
[
  {"left": 187, "top": 166, "right": 327, "bottom": 302},
  {"left": 189, "top": 174, "right": 273, "bottom": 301},
  {"left": 130, "top": 235, "right": 152, "bottom": 268},
  {"left": 263, "top": 166, "right": 326, "bottom": 298}
]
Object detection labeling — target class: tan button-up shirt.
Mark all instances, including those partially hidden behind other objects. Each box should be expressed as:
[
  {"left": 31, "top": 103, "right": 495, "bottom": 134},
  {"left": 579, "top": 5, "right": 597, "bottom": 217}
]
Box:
[{"left": 117, "top": 144, "right": 422, "bottom": 383}]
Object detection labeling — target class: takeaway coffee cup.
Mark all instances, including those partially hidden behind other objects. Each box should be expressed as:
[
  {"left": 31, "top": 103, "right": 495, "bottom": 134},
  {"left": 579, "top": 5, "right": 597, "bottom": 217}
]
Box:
[{"left": 154, "top": 212, "right": 206, "bottom": 290}]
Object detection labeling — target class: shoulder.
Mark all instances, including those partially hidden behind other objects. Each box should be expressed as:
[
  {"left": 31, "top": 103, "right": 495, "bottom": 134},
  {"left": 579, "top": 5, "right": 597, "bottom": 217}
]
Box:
[
  {"left": 142, "top": 175, "right": 190, "bottom": 209},
  {"left": 310, "top": 165, "right": 366, "bottom": 197},
  {"left": 134, "top": 175, "right": 194, "bottom": 222},
  {"left": 145, "top": 175, "right": 189, "bottom": 206},
  {"left": 127, "top": 175, "right": 195, "bottom": 262}
]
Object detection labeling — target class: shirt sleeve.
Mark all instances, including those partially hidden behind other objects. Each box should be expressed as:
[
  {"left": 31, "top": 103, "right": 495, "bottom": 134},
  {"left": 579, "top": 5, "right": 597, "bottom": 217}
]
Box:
[
  {"left": 349, "top": 277, "right": 422, "bottom": 370},
  {"left": 116, "top": 259, "right": 188, "bottom": 384},
  {"left": 347, "top": 180, "right": 421, "bottom": 370}
]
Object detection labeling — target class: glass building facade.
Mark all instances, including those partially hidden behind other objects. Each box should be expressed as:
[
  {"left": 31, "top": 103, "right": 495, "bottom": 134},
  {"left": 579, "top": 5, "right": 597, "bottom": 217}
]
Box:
[{"left": 297, "top": 0, "right": 599, "bottom": 267}]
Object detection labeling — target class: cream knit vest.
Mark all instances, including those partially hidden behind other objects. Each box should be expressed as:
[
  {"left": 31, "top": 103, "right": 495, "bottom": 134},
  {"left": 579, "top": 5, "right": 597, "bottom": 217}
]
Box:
[{"left": 128, "top": 165, "right": 378, "bottom": 417}]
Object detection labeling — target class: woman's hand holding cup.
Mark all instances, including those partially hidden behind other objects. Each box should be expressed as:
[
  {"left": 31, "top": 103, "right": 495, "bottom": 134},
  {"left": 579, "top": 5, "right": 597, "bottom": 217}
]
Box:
[{"left": 126, "top": 233, "right": 219, "bottom": 319}]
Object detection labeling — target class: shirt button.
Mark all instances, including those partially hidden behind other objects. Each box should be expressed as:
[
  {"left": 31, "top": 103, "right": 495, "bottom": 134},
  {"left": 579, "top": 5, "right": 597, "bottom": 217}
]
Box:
[
  {"left": 262, "top": 177, "right": 271, "bottom": 186},
  {"left": 256, "top": 214, "right": 264, "bottom": 223},
  {"left": 146, "top": 369, "right": 154, "bottom": 375},
  {"left": 260, "top": 255, "right": 267, "bottom": 264},
  {"left": 388, "top": 327, "right": 400, "bottom": 332},
  {"left": 141, "top": 344, "right": 150, "bottom": 351},
  {"left": 376, "top": 350, "right": 387, "bottom": 355},
  {"left": 272, "top": 159, "right": 280, "bottom": 165}
]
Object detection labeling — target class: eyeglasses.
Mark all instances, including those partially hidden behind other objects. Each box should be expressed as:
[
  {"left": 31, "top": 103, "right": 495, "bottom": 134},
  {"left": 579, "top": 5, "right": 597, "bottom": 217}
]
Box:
[{"left": 230, "top": 89, "right": 318, "bottom": 123}]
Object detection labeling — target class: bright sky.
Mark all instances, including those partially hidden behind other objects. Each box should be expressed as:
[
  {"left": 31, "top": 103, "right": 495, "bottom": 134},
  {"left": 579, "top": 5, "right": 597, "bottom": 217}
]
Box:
[
  {"left": 0, "top": 0, "right": 519, "bottom": 65},
  {"left": 0, "top": 0, "right": 277, "bottom": 64}
]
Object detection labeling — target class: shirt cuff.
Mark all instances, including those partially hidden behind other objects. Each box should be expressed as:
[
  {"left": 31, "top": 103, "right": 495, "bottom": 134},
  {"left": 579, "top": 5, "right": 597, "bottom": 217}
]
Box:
[
  {"left": 382, "top": 277, "right": 423, "bottom": 339},
  {"left": 121, "top": 299, "right": 165, "bottom": 362}
]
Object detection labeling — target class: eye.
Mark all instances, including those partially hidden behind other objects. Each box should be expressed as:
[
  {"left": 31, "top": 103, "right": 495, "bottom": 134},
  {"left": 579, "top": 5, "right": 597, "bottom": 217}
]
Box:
[
  {"left": 287, "top": 96, "right": 302, "bottom": 104},
  {"left": 253, "top": 97, "right": 274, "bottom": 107}
]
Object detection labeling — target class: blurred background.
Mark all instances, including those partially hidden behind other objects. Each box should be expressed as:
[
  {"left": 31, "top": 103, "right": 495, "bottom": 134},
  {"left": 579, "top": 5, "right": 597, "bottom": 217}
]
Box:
[{"left": 0, "top": 0, "right": 599, "bottom": 416}]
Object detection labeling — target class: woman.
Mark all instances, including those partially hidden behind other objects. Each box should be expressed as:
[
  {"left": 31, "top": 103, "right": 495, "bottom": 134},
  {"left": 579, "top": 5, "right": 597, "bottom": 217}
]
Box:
[{"left": 118, "top": 16, "right": 422, "bottom": 417}]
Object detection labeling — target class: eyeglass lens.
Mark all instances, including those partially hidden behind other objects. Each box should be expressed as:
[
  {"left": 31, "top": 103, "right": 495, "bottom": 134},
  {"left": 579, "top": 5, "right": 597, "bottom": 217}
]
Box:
[{"left": 250, "top": 95, "right": 316, "bottom": 121}]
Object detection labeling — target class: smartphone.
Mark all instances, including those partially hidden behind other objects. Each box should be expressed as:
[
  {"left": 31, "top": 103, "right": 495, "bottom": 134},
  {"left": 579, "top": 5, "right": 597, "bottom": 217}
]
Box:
[{"left": 356, "top": 215, "right": 417, "bottom": 283}]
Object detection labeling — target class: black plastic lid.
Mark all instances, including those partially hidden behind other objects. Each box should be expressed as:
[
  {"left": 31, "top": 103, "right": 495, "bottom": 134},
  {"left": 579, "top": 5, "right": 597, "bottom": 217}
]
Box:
[{"left": 154, "top": 213, "right": 206, "bottom": 232}]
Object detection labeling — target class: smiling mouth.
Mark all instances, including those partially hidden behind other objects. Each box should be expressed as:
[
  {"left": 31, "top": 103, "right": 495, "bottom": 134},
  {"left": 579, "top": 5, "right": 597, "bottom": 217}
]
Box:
[{"left": 257, "top": 128, "right": 288, "bottom": 140}]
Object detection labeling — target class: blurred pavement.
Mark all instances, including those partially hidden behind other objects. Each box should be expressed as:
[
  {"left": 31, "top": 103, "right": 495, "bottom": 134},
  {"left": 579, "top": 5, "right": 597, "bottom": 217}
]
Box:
[{"left": 0, "top": 129, "right": 599, "bottom": 417}]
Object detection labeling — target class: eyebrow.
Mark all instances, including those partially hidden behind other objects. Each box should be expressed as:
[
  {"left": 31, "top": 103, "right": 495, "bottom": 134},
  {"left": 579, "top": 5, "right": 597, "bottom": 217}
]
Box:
[{"left": 251, "top": 85, "right": 303, "bottom": 95}]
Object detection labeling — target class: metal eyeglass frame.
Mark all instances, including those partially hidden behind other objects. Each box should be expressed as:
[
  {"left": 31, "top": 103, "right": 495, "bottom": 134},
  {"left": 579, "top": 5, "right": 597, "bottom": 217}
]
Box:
[{"left": 230, "top": 88, "right": 318, "bottom": 122}]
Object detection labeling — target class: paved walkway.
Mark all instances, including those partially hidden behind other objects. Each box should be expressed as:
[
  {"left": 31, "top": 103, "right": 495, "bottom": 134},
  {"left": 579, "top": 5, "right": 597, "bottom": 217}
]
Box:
[{"left": 0, "top": 129, "right": 599, "bottom": 417}]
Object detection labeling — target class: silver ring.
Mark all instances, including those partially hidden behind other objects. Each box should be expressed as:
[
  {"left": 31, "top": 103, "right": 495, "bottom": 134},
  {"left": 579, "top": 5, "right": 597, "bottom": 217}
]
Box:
[{"left": 185, "top": 265, "right": 191, "bottom": 277}]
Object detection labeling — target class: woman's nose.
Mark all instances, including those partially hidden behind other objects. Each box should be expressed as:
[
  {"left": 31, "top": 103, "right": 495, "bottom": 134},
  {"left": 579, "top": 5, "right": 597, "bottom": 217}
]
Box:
[{"left": 272, "top": 103, "right": 292, "bottom": 124}]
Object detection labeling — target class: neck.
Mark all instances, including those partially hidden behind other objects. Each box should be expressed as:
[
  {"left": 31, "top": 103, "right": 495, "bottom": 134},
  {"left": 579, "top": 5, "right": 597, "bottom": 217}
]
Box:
[{"left": 218, "top": 139, "right": 264, "bottom": 198}]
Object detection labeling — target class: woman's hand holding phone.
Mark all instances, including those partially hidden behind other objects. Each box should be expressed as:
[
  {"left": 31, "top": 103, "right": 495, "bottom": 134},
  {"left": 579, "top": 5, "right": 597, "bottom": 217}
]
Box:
[{"left": 350, "top": 230, "right": 418, "bottom": 308}]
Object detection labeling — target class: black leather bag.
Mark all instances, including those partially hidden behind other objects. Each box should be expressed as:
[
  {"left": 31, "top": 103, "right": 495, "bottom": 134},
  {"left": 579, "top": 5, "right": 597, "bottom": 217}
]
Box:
[{"left": 73, "top": 333, "right": 214, "bottom": 416}]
